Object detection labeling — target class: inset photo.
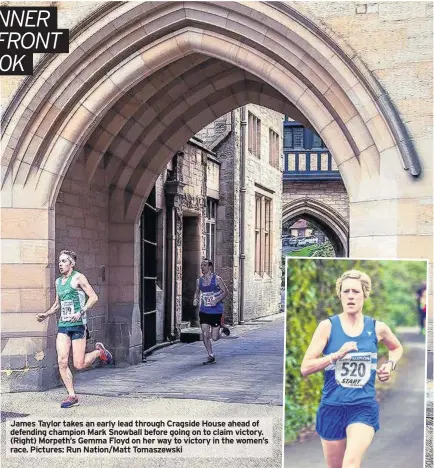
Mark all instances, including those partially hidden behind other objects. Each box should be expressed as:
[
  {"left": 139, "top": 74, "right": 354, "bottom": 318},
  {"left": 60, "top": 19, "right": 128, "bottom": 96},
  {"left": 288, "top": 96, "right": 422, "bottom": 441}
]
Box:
[{"left": 283, "top": 258, "right": 428, "bottom": 468}]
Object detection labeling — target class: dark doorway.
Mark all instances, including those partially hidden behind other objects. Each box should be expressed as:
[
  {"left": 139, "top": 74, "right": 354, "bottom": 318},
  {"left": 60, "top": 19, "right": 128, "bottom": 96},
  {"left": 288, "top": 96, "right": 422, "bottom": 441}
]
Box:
[
  {"left": 140, "top": 187, "right": 157, "bottom": 351},
  {"left": 182, "top": 215, "right": 200, "bottom": 323}
]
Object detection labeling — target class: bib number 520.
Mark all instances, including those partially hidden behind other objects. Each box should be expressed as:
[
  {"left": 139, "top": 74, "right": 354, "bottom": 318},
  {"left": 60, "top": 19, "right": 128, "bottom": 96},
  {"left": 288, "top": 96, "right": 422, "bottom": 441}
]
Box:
[
  {"left": 335, "top": 352, "right": 372, "bottom": 389},
  {"left": 340, "top": 361, "right": 367, "bottom": 378}
]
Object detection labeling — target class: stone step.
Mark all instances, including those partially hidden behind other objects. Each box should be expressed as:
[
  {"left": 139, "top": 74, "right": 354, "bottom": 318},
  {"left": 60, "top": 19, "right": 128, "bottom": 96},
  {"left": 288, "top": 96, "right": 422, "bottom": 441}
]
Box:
[{"left": 180, "top": 327, "right": 202, "bottom": 343}]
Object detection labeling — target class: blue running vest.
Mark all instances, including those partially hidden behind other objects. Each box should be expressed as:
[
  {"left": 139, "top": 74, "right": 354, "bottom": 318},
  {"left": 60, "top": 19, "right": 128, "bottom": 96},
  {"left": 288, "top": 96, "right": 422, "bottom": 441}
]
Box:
[
  {"left": 199, "top": 274, "right": 223, "bottom": 314},
  {"left": 322, "top": 315, "right": 378, "bottom": 406}
]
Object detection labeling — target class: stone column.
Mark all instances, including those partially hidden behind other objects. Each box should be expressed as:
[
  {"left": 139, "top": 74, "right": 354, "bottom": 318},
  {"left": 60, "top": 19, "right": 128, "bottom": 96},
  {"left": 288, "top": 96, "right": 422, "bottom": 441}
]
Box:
[
  {"left": 1, "top": 207, "right": 58, "bottom": 391},
  {"left": 107, "top": 189, "right": 142, "bottom": 365}
]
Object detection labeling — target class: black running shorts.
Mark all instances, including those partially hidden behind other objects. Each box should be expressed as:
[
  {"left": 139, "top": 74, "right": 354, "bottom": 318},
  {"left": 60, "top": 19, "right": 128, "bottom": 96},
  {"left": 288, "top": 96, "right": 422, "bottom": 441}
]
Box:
[{"left": 199, "top": 312, "right": 222, "bottom": 327}]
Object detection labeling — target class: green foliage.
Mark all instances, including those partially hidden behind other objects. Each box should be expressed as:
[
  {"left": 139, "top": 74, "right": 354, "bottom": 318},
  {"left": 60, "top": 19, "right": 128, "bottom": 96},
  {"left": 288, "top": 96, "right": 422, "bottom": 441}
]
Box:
[
  {"left": 288, "top": 245, "right": 317, "bottom": 257},
  {"left": 285, "top": 259, "right": 323, "bottom": 442},
  {"left": 310, "top": 241, "right": 335, "bottom": 257},
  {"left": 287, "top": 241, "right": 336, "bottom": 259},
  {"left": 382, "top": 260, "right": 428, "bottom": 327},
  {"left": 284, "top": 258, "right": 427, "bottom": 443}
]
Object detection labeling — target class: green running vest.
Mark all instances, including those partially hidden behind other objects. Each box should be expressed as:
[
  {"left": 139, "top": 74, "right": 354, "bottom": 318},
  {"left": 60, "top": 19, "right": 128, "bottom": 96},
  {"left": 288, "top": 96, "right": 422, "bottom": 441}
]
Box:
[{"left": 56, "top": 271, "right": 87, "bottom": 328}]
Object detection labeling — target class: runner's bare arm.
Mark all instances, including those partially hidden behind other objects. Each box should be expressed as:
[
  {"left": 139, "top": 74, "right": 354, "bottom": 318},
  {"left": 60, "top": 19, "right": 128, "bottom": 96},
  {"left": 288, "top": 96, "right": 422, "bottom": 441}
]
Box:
[
  {"left": 301, "top": 320, "right": 332, "bottom": 376},
  {"left": 36, "top": 292, "right": 60, "bottom": 321},
  {"left": 77, "top": 273, "right": 98, "bottom": 312},
  {"left": 193, "top": 279, "right": 200, "bottom": 306},
  {"left": 375, "top": 321, "right": 403, "bottom": 381},
  {"left": 215, "top": 276, "right": 228, "bottom": 302},
  {"left": 301, "top": 321, "right": 359, "bottom": 376}
]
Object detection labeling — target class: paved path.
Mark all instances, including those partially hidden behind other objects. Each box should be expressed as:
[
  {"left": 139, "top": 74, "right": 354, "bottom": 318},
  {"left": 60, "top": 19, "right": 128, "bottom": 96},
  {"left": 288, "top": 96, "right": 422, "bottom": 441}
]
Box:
[
  {"left": 1, "top": 315, "right": 285, "bottom": 468},
  {"left": 71, "top": 313, "right": 285, "bottom": 405},
  {"left": 284, "top": 329, "right": 427, "bottom": 467}
]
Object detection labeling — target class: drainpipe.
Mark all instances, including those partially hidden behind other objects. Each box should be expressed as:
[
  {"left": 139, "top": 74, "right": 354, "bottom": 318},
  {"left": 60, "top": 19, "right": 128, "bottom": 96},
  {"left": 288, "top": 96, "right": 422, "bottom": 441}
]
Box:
[
  {"left": 164, "top": 152, "right": 185, "bottom": 339},
  {"left": 238, "top": 107, "right": 247, "bottom": 324},
  {"left": 165, "top": 196, "right": 176, "bottom": 340}
]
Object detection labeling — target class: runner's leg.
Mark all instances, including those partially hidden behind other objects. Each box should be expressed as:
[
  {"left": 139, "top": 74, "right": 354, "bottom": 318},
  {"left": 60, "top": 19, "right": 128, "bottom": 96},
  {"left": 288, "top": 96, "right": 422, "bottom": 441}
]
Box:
[
  {"left": 201, "top": 323, "right": 213, "bottom": 356},
  {"left": 320, "top": 439, "right": 346, "bottom": 468},
  {"left": 56, "top": 333, "right": 75, "bottom": 396},
  {"left": 342, "top": 423, "right": 375, "bottom": 468},
  {"left": 72, "top": 336, "right": 100, "bottom": 370},
  {"left": 211, "top": 325, "right": 220, "bottom": 342},
  {"left": 220, "top": 315, "right": 230, "bottom": 336}
]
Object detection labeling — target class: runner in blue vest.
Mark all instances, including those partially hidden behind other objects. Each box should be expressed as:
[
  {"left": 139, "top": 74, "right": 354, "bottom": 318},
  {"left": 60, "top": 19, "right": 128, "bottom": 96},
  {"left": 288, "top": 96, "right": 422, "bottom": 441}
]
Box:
[
  {"left": 193, "top": 258, "right": 229, "bottom": 364},
  {"left": 37, "top": 250, "right": 113, "bottom": 408},
  {"left": 301, "top": 270, "right": 403, "bottom": 468}
]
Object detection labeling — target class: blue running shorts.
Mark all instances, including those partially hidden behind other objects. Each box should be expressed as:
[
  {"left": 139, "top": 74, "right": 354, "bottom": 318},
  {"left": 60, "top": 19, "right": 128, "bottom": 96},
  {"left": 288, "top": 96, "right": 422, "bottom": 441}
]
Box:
[
  {"left": 58, "top": 325, "right": 85, "bottom": 340},
  {"left": 316, "top": 401, "right": 379, "bottom": 440}
]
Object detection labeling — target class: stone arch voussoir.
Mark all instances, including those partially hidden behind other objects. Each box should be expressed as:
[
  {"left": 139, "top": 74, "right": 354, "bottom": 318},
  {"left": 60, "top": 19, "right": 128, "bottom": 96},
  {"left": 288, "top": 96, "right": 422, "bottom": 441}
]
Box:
[{"left": 1, "top": 1, "right": 420, "bottom": 214}]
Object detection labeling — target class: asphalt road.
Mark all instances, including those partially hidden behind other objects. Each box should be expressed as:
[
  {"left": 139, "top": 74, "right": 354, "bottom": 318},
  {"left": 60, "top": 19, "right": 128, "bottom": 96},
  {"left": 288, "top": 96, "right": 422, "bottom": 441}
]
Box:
[{"left": 284, "top": 329, "right": 427, "bottom": 468}]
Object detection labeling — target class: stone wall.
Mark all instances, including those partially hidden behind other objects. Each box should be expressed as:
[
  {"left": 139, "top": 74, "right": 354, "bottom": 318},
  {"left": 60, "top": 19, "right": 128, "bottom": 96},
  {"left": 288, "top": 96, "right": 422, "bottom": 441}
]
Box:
[
  {"left": 282, "top": 180, "right": 350, "bottom": 223},
  {"left": 55, "top": 152, "right": 109, "bottom": 349},
  {"left": 294, "top": 1, "right": 433, "bottom": 215},
  {"left": 153, "top": 142, "right": 219, "bottom": 334},
  {"left": 181, "top": 144, "right": 206, "bottom": 202},
  {"left": 53, "top": 140, "right": 218, "bottom": 363},
  {"left": 195, "top": 113, "right": 232, "bottom": 150},
  {"left": 296, "top": 2, "right": 432, "bottom": 159},
  {"left": 241, "top": 104, "right": 283, "bottom": 320},
  {"left": 213, "top": 116, "right": 239, "bottom": 324},
  {"left": 211, "top": 106, "right": 284, "bottom": 323},
  {"left": 179, "top": 143, "right": 209, "bottom": 325}
]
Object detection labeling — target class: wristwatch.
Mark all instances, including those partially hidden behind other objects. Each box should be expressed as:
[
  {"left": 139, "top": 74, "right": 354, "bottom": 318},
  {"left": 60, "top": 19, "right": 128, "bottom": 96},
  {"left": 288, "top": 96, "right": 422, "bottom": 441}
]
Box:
[{"left": 384, "top": 360, "right": 396, "bottom": 371}]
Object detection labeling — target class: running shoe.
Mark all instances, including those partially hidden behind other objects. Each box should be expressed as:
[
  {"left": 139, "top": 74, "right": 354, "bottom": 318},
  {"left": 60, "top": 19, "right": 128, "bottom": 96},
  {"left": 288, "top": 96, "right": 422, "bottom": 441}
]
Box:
[
  {"left": 221, "top": 326, "right": 230, "bottom": 336},
  {"left": 61, "top": 396, "right": 79, "bottom": 408},
  {"left": 95, "top": 342, "right": 114, "bottom": 364},
  {"left": 203, "top": 355, "right": 216, "bottom": 365}
]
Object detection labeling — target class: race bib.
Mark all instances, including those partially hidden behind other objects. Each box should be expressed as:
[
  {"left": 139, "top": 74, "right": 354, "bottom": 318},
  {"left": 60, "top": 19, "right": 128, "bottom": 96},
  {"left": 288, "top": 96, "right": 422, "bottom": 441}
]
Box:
[
  {"left": 335, "top": 352, "right": 372, "bottom": 388},
  {"left": 201, "top": 292, "right": 215, "bottom": 307},
  {"left": 60, "top": 300, "right": 75, "bottom": 321}
]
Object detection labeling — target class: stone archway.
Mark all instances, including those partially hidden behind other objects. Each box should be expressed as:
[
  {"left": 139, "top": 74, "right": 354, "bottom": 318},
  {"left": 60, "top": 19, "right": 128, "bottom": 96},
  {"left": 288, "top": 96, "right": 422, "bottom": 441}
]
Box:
[
  {"left": 282, "top": 199, "right": 349, "bottom": 257},
  {"left": 1, "top": 1, "right": 425, "bottom": 391}
]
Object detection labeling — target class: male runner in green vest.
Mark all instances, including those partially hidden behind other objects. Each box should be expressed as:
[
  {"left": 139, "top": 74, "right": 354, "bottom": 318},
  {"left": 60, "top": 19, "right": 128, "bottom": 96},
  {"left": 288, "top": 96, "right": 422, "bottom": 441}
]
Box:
[{"left": 37, "top": 250, "right": 113, "bottom": 408}]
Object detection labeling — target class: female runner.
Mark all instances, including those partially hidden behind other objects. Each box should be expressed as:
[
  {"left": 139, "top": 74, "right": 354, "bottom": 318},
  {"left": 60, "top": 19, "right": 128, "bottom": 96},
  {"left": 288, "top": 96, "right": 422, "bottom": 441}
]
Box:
[{"left": 301, "top": 270, "right": 403, "bottom": 468}]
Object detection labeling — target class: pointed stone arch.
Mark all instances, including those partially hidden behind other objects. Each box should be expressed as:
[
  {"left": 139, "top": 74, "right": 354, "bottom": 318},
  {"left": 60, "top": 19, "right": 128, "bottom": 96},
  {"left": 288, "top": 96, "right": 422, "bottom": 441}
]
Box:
[
  {"left": 2, "top": 1, "right": 420, "bottom": 217},
  {"left": 1, "top": 1, "right": 427, "bottom": 390},
  {"left": 282, "top": 198, "right": 349, "bottom": 256}
]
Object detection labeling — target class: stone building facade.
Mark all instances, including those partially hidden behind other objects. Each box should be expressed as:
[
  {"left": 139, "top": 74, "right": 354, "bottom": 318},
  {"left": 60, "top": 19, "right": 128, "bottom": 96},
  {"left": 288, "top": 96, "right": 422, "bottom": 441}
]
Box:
[
  {"left": 1, "top": 2, "right": 432, "bottom": 396},
  {"left": 1, "top": 102, "right": 283, "bottom": 391},
  {"left": 282, "top": 180, "right": 350, "bottom": 256},
  {"left": 197, "top": 105, "right": 283, "bottom": 323},
  {"left": 283, "top": 181, "right": 349, "bottom": 225}
]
